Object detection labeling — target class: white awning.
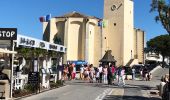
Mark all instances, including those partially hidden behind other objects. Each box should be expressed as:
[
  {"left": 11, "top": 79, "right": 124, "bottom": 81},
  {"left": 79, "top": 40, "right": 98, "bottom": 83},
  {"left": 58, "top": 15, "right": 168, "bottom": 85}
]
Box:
[{"left": 0, "top": 48, "right": 17, "bottom": 54}]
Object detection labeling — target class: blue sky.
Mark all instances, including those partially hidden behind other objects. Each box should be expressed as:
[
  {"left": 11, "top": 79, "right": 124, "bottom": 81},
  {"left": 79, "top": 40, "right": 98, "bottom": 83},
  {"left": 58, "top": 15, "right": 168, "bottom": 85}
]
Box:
[{"left": 0, "top": 0, "right": 167, "bottom": 41}]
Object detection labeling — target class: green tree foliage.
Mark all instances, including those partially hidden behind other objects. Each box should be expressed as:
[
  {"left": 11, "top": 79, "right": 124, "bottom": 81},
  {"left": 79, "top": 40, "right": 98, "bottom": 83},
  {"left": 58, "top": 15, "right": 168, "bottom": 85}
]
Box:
[
  {"left": 16, "top": 47, "right": 31, "bottom": 58},
  {"left": 34, "top": 48, "right": 47, "bottom": 58},
  {"left": 151, "top": 0, "right": 170, "bottom": 34},
  {"left": 147, "top": 34, "right": 170, "bottom": 62}
]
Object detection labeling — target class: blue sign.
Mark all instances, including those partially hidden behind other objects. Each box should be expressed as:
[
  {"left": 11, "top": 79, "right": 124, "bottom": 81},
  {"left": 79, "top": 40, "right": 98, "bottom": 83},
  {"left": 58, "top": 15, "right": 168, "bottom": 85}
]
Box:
[{"left": 68, "top": 60, "right": 87, "bottom": 65}]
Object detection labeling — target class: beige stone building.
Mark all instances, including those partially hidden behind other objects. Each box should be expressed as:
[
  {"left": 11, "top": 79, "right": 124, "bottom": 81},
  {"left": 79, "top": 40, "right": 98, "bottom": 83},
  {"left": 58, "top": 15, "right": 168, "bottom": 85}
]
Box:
[
  {"left": 42, "top": 12, "right": 102, "bottom": 66},
  {"left": 42, "top": 0, "right": 145, "bottom": 67},
  {"left": 133, "top": 28, "right": 145, "bottom": 64},
  {"left": 103, "top": 0, "right": 134, "bottom": 66}
]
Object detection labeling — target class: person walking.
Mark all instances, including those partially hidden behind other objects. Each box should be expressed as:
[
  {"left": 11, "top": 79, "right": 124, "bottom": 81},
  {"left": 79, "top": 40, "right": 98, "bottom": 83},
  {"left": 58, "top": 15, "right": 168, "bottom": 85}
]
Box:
[
  {"left": 95, "top": 68, "right": 100, "bottom": 83},
  {"left": 72, "top": 64, "right": 76, "bottom": 80},
  {"left": 80, "top": 65, "right": 84, "bottom": 80},
  {"left": 143, "top": 67, "right": 148, "bottom": 81},
  {"left": 103, "top": 65, "right": 108, "bottom": 84},
  {"left": 67, "top": 64, "right": 72, "bottom": 80},
  {"left": 121, "top": 66, "right": 125, "bottom": 86},
  {"left": 84, "top": 65, "right": 89, "bottom": 81},
  {"left": 111, "top": 64, "right": 116, "bottom": 84},
  {"left": 117, "top": 66, "right": 122, "bottom": 86},
  {"left": 89, "top": 64, "right": 95, "bottom": 83},
  {"left": 107, "top": 65, "right": 113, "bottom": 85},
  {"left": 132, "top": 67, "right": 136, "bottom": 80},
  {"left": 98, "top": 64, "right": 103, "bottom": 83},
  {"left": 63, "top": 65, "right": 68, "bottom": 80}
]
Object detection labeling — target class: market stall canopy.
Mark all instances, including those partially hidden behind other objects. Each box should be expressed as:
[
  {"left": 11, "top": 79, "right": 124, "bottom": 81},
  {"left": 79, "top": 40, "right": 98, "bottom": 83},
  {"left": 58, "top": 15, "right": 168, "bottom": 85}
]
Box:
[
  {"left": 99, "top": 50, "right": 116, "bottom": 63},
  {"left": 0, "top": 48, "right": 17, "bottom": 54}
]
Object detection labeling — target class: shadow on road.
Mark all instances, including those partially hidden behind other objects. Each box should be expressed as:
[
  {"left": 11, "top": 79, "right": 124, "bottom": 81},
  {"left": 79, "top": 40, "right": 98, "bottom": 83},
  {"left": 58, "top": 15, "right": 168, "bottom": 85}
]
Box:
[
  {"left": 66, "top": 80, "right": 157, "bottom": 90},
  {"left": 125, "top": 84, "right": 156, "bottom": 90},
  {"left": 103, "top": 95, "right": 161, "bottom": 100}
]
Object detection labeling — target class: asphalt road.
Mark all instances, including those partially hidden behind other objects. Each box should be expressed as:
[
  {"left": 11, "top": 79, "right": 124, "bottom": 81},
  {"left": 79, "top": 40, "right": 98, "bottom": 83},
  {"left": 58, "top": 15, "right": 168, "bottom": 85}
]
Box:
[
  {"left": 21, "top": 67, "right": 169, "bottom": 100},
  {"left": 22, "top": 81, "right": 111, "bottom": 100}
]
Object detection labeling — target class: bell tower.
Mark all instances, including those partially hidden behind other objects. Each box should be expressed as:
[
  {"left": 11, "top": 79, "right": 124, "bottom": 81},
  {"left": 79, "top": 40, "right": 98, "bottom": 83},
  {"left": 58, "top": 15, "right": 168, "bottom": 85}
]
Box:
[{"left": 103, "top": 0, "right": 134, "bottom": 66}]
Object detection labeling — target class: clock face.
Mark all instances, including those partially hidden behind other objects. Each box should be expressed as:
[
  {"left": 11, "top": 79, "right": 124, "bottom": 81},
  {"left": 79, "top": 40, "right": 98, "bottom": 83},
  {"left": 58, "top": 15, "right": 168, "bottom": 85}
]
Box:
[
  {"left": 111, "top": 5, "right": 116, "bottom": 11},
  {"left": 111, "top": 3, "right": 122, "bottom": 11}
]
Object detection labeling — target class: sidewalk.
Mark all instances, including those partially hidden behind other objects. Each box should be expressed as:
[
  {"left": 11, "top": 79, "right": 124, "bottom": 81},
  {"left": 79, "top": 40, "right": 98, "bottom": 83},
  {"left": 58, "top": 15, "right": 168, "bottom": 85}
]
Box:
[
  {"left": 103, "top": 80, "right": 161, "bottom": 100},
  {"left": 103, "top": 66, "right": 168, "bottom": 100}
]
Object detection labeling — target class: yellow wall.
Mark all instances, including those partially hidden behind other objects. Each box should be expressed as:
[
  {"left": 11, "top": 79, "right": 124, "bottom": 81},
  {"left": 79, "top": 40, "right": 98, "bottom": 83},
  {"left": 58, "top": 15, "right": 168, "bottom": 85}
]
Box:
[
  {"left": 103, "top": 0, "right": 123, "bottom": 66},
  {"left": 103, "top": 0, "right": 134, "bottom": 66},
  {"left": 123, "top": 0, "right": 134, "bottom": 65},
  {"left": 134, "top": 28, "right": 145, "bottom": 64},
  {"left": 43, "top": 17, "right": 101, "bottom": 66}
]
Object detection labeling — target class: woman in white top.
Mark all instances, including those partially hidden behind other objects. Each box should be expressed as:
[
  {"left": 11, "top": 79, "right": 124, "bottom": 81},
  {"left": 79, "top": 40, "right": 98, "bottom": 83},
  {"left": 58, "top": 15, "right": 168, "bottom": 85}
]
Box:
[
  {"left": 102, "top": 65, "right": 108, "bottom": 84},
  {"left": 121, "top": 67, "right": 125, "bottom": 86}
]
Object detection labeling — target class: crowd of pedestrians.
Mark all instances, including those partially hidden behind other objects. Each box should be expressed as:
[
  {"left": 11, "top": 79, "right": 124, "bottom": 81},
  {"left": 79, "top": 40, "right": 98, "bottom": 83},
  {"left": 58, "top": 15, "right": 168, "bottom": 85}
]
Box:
[
  {"left": 61, "top": 63, "right": 128, "bottom": 86},
  {"left": 60, "top": 63, "right": 156, "bottom": 87}
]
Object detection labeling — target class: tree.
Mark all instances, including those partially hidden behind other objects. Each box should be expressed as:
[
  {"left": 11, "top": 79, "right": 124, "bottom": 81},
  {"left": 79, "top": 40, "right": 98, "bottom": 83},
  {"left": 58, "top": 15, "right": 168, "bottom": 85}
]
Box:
[
  {"left": 151, "top": 0, "right": 170, "bottom": 34},
  {"left": 147, "top": 34, "right": 170, "bottom": 64},
  {"left": 16, "top": 47, "right": 31, "bottom": 58},
  {"left": 34, "top": 48, "right": 48, "bottom": 71}
]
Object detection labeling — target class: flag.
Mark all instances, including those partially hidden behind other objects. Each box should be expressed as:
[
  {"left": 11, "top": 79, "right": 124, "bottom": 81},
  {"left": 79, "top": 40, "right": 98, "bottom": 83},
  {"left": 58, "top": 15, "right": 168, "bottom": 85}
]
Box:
[
  {"left": 102, "top": 19, "right": 108, "bottom": 28},
  {"left": 46, "top": 14, "right": 51, "bottom": 22},
  {"left": 98, "top": 20, "right": 102, "bottom": 26},
  {"left": 39, "top": 16, "right": 45, "bottom": 22}
]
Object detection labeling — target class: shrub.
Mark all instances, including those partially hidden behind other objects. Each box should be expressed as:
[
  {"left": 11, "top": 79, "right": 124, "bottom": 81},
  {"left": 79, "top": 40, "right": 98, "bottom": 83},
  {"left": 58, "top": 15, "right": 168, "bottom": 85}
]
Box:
[{"left": 24, "top": 84, "right": 38, "bottom": 92}]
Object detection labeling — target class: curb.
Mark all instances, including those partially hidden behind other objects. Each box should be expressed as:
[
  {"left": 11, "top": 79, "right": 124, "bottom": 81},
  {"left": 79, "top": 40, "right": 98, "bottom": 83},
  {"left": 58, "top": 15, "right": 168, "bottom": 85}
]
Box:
[{"left": 150, "top": 65, "right": 162, "bottom": 74}]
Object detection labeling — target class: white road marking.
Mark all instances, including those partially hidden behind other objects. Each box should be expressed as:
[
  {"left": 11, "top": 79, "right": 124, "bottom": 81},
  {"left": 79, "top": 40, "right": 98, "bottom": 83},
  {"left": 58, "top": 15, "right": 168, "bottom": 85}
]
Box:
[{"left": 95, "top": 88, "right": 112, "bottom": 100}]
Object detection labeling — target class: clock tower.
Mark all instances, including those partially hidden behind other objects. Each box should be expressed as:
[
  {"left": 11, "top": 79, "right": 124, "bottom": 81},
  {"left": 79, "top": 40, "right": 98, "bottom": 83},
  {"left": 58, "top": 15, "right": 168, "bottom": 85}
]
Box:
[{"left": 103, "top": 0, "right": 134, "bottom": 66}]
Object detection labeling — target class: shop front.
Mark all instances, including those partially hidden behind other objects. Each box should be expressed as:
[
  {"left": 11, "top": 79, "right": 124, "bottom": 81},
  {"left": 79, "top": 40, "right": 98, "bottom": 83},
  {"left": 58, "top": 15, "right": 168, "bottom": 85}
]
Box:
[{"left": 14, "top": 34, "right": 66, "bottom": 91}]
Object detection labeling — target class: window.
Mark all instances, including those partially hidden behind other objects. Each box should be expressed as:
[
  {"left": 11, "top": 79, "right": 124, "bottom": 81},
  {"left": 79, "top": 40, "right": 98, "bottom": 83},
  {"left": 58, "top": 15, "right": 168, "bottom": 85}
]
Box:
[{"left": 60, "top": 47, "right": 63, "bottom": 51}]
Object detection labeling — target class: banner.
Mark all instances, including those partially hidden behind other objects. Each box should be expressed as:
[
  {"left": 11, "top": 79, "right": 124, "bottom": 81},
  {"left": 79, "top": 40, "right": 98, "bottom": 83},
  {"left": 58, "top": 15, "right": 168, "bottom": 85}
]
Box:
[
  {"left": 39, "top": 16, "right": 45, "bottom": 22},
  {"left": 102, "top": 20, "right": 108, "bottom": 28},
  {"left": 98, "top": 20, "right": 102, "bottom": 26},
  {"left": 46, "top": 14, "right": 51, "bottom": 22}
]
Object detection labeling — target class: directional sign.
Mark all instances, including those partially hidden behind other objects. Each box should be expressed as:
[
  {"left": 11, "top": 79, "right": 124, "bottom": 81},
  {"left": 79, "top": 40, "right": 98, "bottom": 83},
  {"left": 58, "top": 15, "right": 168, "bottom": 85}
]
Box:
[{"left": 0, "top": 28, "right": 17, "bottom": 40}]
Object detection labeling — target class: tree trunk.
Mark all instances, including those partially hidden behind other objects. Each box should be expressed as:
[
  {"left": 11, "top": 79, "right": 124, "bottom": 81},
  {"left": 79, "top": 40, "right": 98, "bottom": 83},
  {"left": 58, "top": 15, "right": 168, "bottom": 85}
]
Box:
[{"left": 162, "top": 55, "right": 165, "bottom": 68}]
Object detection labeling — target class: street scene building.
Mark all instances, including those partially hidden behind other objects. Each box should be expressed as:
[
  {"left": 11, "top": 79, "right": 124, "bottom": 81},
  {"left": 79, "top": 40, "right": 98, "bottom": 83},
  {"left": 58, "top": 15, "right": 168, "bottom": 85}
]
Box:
[
  {"left": 43, "top": 0, "right": 145, "bottom": 67},
  {"left": 0, "top": 0, "right": 169, "bottom": 100},
  {"left": 42, "top": 12, "right": 102, "bottom": 67}
]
